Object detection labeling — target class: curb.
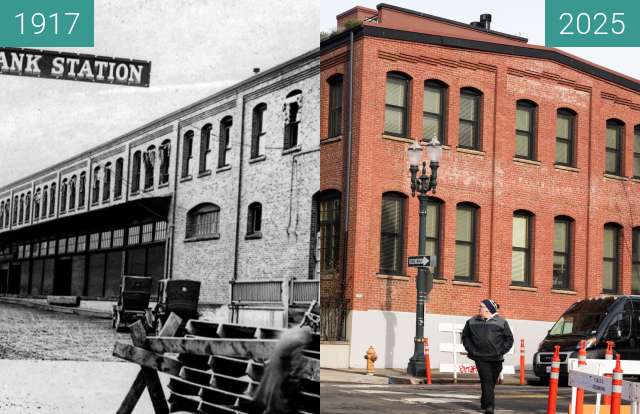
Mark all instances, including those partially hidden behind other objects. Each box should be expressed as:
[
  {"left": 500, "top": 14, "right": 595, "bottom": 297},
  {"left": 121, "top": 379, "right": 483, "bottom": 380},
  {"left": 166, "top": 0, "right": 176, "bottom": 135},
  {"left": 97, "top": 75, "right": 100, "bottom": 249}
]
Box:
[{"left": 0, "top": 296, "right": 112, "bottom": 319}]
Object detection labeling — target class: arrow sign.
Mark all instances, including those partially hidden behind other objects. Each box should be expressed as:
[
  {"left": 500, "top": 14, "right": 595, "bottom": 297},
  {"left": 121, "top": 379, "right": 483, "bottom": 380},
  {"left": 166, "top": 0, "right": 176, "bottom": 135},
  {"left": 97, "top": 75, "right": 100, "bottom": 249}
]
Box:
[{"left": 408, "top": 255, "right": 434, "bottom": 267}]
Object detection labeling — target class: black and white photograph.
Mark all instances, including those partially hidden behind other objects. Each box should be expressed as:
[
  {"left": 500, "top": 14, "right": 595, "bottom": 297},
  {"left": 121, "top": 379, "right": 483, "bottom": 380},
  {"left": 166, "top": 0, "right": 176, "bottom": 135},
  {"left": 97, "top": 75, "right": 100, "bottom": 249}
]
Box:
[{"left": 0, "top": 1, "right": 319, "bottom": 413}]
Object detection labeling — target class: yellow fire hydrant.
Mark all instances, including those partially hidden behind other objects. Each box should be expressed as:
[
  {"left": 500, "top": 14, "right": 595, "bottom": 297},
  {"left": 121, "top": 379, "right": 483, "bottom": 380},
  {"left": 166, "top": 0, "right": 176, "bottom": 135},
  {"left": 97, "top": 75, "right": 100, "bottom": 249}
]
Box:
[{"left": 364, "top": 345, "right": 378, "bottom": 375}]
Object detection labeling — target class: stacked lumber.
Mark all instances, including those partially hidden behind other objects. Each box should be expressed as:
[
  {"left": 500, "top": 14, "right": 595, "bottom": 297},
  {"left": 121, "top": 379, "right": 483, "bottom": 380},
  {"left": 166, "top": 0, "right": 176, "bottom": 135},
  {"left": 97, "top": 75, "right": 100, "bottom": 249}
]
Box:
[{"left": 113, "top": 315, "right": 319, "bottom": 414}]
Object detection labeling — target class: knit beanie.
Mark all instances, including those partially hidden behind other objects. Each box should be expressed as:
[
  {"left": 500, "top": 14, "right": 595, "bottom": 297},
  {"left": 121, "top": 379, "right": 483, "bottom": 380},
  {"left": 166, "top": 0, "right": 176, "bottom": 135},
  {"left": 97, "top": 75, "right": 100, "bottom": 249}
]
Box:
[{"left": 482, "top": 299, "right": 499, "bottom": 314}]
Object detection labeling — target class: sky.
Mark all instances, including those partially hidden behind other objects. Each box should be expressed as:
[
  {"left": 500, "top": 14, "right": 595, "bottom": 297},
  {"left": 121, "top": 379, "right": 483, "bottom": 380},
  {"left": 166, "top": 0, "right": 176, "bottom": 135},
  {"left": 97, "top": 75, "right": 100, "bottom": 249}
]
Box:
[
  {"left": 321, "top": 0, "right": 640, "bottom": 80},
  {"left": 0, "top": 0, "right": 319, "bottom": 187}
]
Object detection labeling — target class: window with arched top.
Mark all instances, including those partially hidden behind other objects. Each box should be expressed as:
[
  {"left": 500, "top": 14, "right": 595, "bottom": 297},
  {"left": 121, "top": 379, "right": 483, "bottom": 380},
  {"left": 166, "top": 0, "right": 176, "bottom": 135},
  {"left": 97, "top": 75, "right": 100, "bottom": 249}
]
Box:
[
  {"left": 12, "top": 196, "right": 18, "bottom": 225},
  {"left": 603, "top": 223, "right": 622, "bottom": 293},
  {"left": 131, "top": 151, "right": 141, "bottom": 193},
  {"left": 553, "top": 216, "right": 574, "bottom": 290},
  {"left": 633, "top": 227, "right": 640, "bottom": 294},
  {"left": 455, "top": 202, "right": 479, "bottom": 281},
  {"left": 103, "top": 162, "right": 112, "bottom": 201},
  {"left": 385, "top": 72, "right": 410, "bottom": 137},
  {"left": 18, "top": 194, "right": 24, "bottom": 224},
  {"left": 423, "top": 80, "right": 448, "bottom": 143},
  {"left": 114, "top": 158, "right": 123, "bottom": 198},
  {"left": 556, "top": 109, "right": 576, "bottom": 167},
  {"left": 606, "top": 119, "right": 624, "bottom": 176},
  {"left": 186, "top": 203, "right": 220, "bottom": 239},
  {"left": 459, "top": 87, "right": 482, "bottom": 150},
  {"left": 515, "top": 100, "right": 538, "bottom": 160},
  {"left": 379, "top": 192, "right": 407, "bottom": 275},
  {"left": 159, "top": 140, "right": 171, "bottom": 185},
  {"left": 0, "top": 201, "right": 4, "bottom": 228},
  {"left": 92, "top": 167, "right": 100, "bottom": 204},
  {"left": 218, "top": 117, "right": 233, "bottom": 168},
  {"left": 25, "top": 192, "right": 31, "bottom": 222},
  {"left": 327, "top": 75, "right": 343, "bottom": 138},
  {"left": 49, "top": 183, "right": 56, "bottom": 215},
  {"left": 246, "top": 202, "right": 262, "bottom": 238},
  {"left": 199, "top": 125, "right": 212, "bottom": 174},
  {"left": 69, "top": 176, "right": 76, "bottom": 209},
  {"left": 33, "top": 189, "right": 41, "bottom": 219},
  {"left": 251, "top": 103, "right": 267, "bottom": 159},
  {"left": 42, "top": 186, "right": 48, "bottom": 219},
  {"left": 144, "top": 146, "right": 155, "bottom": 189},
  {"left": 284, "top": 90, "right": 302, "bottom": 149},
  {"left": 181, "top": 131, "right": 193, "bottom": 178},
  {"left": 60, "top": 179, "right": 68, "bottom": 212},
  {"left": 512, "top": 210, "right": 534, "bottom": 286},
  {"left": 633, "top": 125, "right": 640, "bottom": 178},
  {"left": 78, "top": 172, "right": 86, "bottom": 207}
]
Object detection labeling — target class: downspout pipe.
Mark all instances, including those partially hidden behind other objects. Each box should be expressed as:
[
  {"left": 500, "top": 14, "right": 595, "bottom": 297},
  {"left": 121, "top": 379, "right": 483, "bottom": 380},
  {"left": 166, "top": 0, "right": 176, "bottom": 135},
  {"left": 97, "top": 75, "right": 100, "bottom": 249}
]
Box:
[
  {"left": 168, "top": 122, "right": 182, "bottom": 280},
  {"left": 233, "top": 94, "right": 246, "bottom": 282},
  {"left": 341, "top": 31, "right": 354, "bottom": 296}
]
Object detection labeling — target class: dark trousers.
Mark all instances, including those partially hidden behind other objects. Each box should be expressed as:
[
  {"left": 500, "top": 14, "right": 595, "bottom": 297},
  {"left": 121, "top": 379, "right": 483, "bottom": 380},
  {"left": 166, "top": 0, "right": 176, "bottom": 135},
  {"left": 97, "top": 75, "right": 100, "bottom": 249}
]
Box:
[{"left": 475, "top": 360, "right": 503, "bottom": 410}]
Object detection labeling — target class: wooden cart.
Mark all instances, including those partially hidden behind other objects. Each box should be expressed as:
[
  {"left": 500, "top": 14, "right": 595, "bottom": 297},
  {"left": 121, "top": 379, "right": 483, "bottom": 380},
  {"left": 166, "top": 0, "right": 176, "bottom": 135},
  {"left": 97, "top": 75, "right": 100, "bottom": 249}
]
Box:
[
  {"left": 112, "top": 275, "right": 153, "bottom": 332},
  {"left": 150, "top": 279, "right": 201, "bottom": 335}
]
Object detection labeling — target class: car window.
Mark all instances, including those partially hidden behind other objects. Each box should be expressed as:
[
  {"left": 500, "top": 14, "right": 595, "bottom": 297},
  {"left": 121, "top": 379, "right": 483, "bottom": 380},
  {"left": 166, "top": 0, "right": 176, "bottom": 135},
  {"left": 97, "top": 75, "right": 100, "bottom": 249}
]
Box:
[{"left": 607, "top": 312, "right": 632, "bottom": 338}]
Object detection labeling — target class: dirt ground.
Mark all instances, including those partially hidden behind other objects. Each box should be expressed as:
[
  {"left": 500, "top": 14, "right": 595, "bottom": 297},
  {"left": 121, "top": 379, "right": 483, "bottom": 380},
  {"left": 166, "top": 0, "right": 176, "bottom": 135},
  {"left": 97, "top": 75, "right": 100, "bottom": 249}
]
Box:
[{"left": 0, "top": 302, "right": 130, "bottom": 360}]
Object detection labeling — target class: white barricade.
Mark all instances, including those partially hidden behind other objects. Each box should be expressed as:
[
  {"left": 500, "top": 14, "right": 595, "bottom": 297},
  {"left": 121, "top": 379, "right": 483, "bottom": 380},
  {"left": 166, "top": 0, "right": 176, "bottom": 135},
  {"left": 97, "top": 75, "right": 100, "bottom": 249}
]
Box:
[
  {"left": 567, "top": 358, "right": 640, "bottom": 414},
  {"left": 438, "top": 322, "right": 515, "bottom": 382}
]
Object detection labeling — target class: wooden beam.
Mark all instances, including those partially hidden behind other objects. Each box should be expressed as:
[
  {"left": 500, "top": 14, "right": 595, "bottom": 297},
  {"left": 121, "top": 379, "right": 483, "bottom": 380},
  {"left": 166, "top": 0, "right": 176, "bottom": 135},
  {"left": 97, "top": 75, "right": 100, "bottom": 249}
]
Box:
[
  {"left": 115, "top": 370, "right": 146, "bottom": 414},
  {"left": 158, "top": 312, "right": 182, "bottom": 337},
  {"left": 147, "top": 337, "right": 279, "bottom": 360},
  {"left": 113, "top": 342, "right": 182, "bottom": 376}
]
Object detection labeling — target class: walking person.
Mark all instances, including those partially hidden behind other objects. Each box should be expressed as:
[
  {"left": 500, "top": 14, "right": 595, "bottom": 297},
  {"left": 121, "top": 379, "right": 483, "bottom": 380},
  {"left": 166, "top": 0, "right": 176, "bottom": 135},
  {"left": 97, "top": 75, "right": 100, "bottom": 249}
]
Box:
[{"left": 461, "top": 299, "right": 514, "bottom": 414}]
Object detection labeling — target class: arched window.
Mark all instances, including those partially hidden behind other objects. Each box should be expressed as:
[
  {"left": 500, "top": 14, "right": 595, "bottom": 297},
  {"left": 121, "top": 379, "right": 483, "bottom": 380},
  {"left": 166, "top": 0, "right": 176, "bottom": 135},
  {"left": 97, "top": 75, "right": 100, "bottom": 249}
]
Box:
[
  {"left": 606, "top": 119, "right": 624, "bottom": 176},
  {"left": 114, "top": 158, "right": 123, "bottom": 198},
  {"left": 199, "top": 124, "right": 212, "bottom": 173},
  {"left": 554, "top": 216, "right": 574, "bottom": 290},
  {"left": 92, "top": 167, "right": 100, "bottom": 204},
  {"left": 633, "top": 227, "right": 640, "bottom": 294},
  {"left": 284, "top": 90, "right": 302, "bottom": 149},
  {"left": 4, "top": 201, "right": 9, "bottom": 226},
  {"left": 49, "top": 183, "right": 56, "bottom": 216},
  {"left": 455, "top": 202, "right": 479, "bottom": 281},
  {"left": 603, "top": 223, "right": 621, "bottom": 293},
  {"left": 78, "top": 172, "right": 86, "bottom": 207},
  {"left": 144, "top": 146, "right": 155, "bottom": 189},
  {"left": 328, "top": 75, "right": 343, "bottom": 138},
  {"left": 12, "top": 196, "right": 18, "bottom": 225},
  {"left": 181, "top": 131, "right": 193, "bottom": 178},
  {"left": 218, "top": 117, "right": 233, "bottom": 168},
  {"left": 557, "top": 109, "right": 576, "bottom": 166},
  {"left": 18, "top": 194, "right": 24, "bottom": 224},
  {"left": 512, "top": 210, "right": 534, "bottom": 286},
  {"left": 385, "top": 72, "right": 410, "bottom": 137},
  {"left": 42, "top": 186, "right": 48, "bottom": 219},
  {"left": 634, "top": 125, "right": 640, "bottom": 178},
  {"left": 423, "top": 80, "right": 448, "bottom": 143},
  {"left": 380, "top": 192, "right": 407, "bottom": 275},
  {"left": 515, "top": 100, "right": 538, "bottom": 160},
  {"left": 426, "top": 197, "right": 444, "bottom": 278},
  {"left": 247, "top": 202, "right": 262, "bottom": 237},
  {"left": 0, "top": 201, "right": 4, "bottom": 228},
  {"left": 33, "top": 189, "right": 41, "bottom": 219},
  {"left": 251, "top": 103, "right": 267, "bottom": 159},
  {"left": 186, "top": 203, "right": 220, "bottom": 239},
  {"left": 159, "top": 140, "right": 171, "bottom": 185},
  {"left": 69, "top": 176, "right": 76, "bottom": 209},
  {"left": 60, "top": 179, "right": 68, "bottom": 212},
  {"left": 25, "top": 192, "right": 31, "bottom": 222},
  {"left": 103, "top": 162, "right": 112, "bottom": 201},
  {"left": 131, "top": 151, "right": 141, "bottom": 193},
  {"left": 459, "top": 87, "right": 482, "bottom": 150}
]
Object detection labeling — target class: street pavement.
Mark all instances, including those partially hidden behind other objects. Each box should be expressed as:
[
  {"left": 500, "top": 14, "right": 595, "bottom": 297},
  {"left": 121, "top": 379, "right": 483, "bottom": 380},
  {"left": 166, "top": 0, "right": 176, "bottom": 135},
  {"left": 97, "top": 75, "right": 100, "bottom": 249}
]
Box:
[{"left": 321, "top": 369, "right": 573, "bottom": 413}]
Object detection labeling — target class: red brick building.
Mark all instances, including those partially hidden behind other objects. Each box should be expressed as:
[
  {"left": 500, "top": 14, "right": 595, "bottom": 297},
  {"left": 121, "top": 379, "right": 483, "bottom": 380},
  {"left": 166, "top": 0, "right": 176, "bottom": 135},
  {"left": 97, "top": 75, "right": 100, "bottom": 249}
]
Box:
[{"left": 319, "top": 4, "right": 640, "bottom": 369}]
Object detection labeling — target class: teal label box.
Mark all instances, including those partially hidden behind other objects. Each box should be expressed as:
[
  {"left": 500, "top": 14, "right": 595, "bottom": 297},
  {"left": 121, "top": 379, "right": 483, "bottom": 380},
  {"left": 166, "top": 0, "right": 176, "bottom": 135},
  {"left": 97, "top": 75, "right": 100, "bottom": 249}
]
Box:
[
  {"left": 546, "top": 0, "right": 640, "bottom": 47},
  {"left": 0, "top": 0, "right": 94, "bottom": 47}
]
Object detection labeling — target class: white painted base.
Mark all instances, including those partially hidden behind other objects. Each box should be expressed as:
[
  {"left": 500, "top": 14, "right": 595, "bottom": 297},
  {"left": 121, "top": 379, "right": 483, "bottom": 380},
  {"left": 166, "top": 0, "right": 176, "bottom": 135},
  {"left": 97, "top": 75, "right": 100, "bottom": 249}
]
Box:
[
  {"left": 320, "top": 343, "right": 351, "bottom": 368},
  {"left": 347, "top": 310, "right": 553, "bottom": 370}
]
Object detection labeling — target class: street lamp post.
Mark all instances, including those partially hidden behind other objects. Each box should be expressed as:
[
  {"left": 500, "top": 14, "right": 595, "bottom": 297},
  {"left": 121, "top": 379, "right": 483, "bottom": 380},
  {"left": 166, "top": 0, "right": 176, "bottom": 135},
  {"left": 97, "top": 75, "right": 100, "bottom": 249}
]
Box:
[{"left": 406, "top": 137, "right": 442, "bottom": 377}]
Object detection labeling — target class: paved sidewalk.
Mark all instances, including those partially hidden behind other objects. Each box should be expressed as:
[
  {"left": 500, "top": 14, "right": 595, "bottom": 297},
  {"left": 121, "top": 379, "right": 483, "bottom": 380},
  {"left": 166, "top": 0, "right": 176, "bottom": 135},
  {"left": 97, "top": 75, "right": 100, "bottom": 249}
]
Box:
[{"left": 0, "top": 360, "right": 169, "bottom": 413}]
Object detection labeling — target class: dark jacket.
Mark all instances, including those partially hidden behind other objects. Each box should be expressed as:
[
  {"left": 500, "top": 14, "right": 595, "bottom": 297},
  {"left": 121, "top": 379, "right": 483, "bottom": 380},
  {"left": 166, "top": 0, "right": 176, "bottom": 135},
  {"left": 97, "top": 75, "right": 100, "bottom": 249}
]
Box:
[{"left": 461, "top": 314, "right": 514, "bottom": 362}]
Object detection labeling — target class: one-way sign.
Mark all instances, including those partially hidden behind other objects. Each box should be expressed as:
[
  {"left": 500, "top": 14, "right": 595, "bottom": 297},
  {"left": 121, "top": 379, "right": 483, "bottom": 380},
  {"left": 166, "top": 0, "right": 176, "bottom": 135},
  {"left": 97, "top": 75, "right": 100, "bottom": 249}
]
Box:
[{"left": 408, "top": 255, "right": 434, "bottom": 267}]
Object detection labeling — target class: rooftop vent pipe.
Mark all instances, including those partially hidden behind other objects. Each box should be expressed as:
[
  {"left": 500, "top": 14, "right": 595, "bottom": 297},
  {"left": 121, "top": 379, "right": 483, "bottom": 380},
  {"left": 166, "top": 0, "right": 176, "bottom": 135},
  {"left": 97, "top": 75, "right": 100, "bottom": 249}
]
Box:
[{"left": 480, "top": 14, "right": 491, "bottom": 31}]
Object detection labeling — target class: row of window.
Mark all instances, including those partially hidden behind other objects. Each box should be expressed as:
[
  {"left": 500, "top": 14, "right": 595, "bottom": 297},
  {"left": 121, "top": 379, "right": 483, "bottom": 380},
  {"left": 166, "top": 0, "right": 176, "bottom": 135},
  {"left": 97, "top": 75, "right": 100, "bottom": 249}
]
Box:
[
  {"left": 11, "top": 221, "right": 167, "bottom": 260},
  {"left": 317, "top": 190, "right": 640, "bottom": 293},
  {"left": 327, "top": 72, "right": 640, "bottom": 176},
  {"left": 185, "top": 202, "right": 262, "bottom": 239}
]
